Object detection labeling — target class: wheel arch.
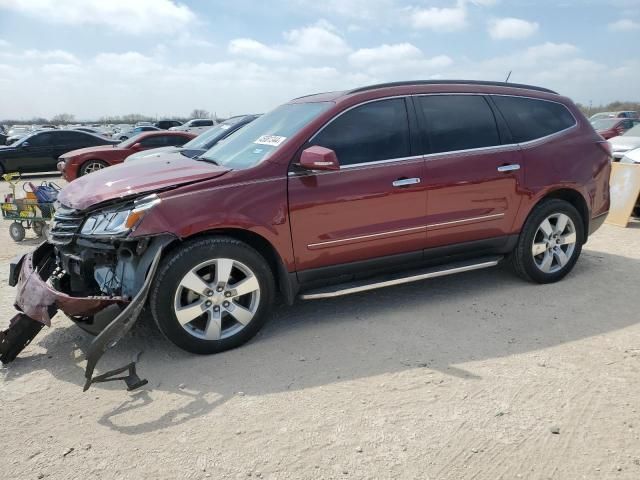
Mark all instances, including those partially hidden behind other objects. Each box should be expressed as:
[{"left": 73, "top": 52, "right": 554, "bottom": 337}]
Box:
[
  {"left": 163, "top": 228, "right": 299, "bottom": 305},
  {"left": 526, "top": 188, "right": 590, "bottom": 241}
]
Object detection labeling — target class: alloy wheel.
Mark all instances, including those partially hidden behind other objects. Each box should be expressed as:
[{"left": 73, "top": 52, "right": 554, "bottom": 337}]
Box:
[
  {"left": 173, "top": 258, "right": 261, "bottom": 340},
  {"left": 531, "top": 213, "right": 577, "bottom": 274},
  {"left": 84, "top": 162, "right": 106, "bottom": 174}
]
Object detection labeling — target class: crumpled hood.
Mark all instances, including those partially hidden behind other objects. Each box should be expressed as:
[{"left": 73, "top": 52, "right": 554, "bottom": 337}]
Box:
[
  {"left": 609, "top": 135, "right": 640, "bottom": 152},
  {"left": 59, "top": 151, "right": 230, "bottom": 210}
]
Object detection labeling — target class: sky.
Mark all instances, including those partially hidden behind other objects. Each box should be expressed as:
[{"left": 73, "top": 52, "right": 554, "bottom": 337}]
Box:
[{"left": 0, "top": 0, "right": 639, "bottom": 120}]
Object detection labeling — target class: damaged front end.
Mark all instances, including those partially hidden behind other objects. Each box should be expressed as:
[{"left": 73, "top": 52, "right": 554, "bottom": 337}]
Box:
[{"left": 0, "top": 197, "right": 172, "bottom": 391}]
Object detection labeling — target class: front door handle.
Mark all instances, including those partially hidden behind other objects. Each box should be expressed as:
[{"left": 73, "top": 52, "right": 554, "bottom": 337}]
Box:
[
  {"left": 497, "top": 164, "right": 521, "bottom": 172},
  {"left": 392, "top": 177, "right": 421, "bottom": 187}
]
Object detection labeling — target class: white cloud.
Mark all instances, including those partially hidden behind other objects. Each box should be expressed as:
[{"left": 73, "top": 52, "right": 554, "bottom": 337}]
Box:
[
  {"left": 294, "top": 0, "right": 395, "bottom": 21},
  {"left": 0, "top": 49, "right": 79, "bottom": 63},
  {"left": 522, "top": 42, "right": 578, "bottom": 62},
  {"left": 608, "top": 19, "right": 640, "bottom": 31},
  {"left": 0, "top": 0, "right": 195, "bottom": 35},
  {"left": 228, "top": 38, "right": 291, "bottom": 61},
  {"left": 283, "top": 20, "right": 351, "bottom": 56},
  {"left": 489, "top": 17, "right": 539, "bottom": 40},
  {"left": 348, "top": 43, "right": 453, "bottom": 77},
  {"left": 349, "top": 43, "right": 423, "bottom": 67},
  {"left": 409, "top": 5, "right": 468, "bottom": 32},
  {"left": 0, "top": 38, "right": 10, "bottom": 48}
]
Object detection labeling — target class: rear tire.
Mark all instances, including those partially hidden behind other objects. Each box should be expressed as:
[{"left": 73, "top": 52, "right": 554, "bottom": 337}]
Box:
[
  {"left": 510, "top": 199, "right": 584, "bottom": 283},
  {"left": 79, "top": 159, "right": 108, "bottom": 177},
  {"left": 149, "top": 237, "right": 275, "bottom": 354}
]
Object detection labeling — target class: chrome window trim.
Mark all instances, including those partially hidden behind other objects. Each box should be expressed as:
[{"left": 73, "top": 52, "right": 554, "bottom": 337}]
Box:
[{"left": 295, "top": 92, "right": 578, "bottom": 174}]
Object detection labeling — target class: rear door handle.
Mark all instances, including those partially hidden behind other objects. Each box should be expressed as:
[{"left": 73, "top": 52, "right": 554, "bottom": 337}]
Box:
[
  {"left": 497, "top": 164, "right": 521, "bottom": 172},
  {"left": 392, "top": 177, "right": 421, "bottom": 187}
]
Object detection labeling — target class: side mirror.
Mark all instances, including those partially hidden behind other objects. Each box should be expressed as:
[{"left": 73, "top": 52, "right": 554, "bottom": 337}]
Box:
[
  {"left": 132, "top": 142, "right": 143, "bottom": 150},
  {"left": 299, "top": 146, "right": 340, "bottom": 171},
  {"left": 21, "top": 141, "right": 30, "bottom": 148}
]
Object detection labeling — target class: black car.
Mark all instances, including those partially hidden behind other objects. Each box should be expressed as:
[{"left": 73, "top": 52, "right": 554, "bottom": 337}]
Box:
[
  {"left": 155, "top": 120, "right": 183, "bottom": 130},
  {"left": 0, "top": 129, "right": 119, "bottom": 174}
]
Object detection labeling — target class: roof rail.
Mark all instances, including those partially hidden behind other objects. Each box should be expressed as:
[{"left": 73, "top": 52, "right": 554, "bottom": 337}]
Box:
[{"left": 347, "top": 80, "right": 558, "bottom": 95}]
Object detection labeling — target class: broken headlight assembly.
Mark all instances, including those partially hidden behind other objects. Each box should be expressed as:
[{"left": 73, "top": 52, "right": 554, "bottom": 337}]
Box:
[{"left": 80, "top": 193, "right": 161, "bottom": 236}]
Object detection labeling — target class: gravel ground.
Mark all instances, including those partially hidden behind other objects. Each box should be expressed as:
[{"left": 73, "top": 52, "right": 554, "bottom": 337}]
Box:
[{"left": 1, "top": 175, "right": 639, "bottom": 480}]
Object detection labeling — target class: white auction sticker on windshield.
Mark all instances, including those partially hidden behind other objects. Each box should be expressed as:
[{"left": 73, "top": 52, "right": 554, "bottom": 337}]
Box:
[
  {"left": 219, "top": 125, "right": 231, "bottom": 130},
  {"left": 254, "top": 135, "right": 287, "bottom": 147}
]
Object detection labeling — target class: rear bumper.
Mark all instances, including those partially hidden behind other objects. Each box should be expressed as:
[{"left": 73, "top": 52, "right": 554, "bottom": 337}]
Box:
[{"left": 589, "top": 211, "right": 608, "bottom": 236}]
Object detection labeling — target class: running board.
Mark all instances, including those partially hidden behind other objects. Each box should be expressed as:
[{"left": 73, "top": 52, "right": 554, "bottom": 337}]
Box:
[{"left": 299, "top": 256, "right": 503, "bottom": 300}]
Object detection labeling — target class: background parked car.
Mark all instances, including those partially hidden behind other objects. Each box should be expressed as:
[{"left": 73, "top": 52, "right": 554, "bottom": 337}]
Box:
[
  {"left": 592, "top": 117, "right": 640, "bottom": 139},
  {"left": 73, "top": 127, "right": 105, "bottom": 136},
  {"left": 609, "top": 124, "right": 640, "bottom": 160},
  {"left": 117, "top": 125, "right": 160, "bottom": 141},
  {"left": 58, "top": 130, "right": 196, "bottom": 180},
  {"left": 126, "top": 114, "right": 260, "bottom": 162},
  {"left": 169, "top": 118, "right": 215, "bottom": 134},
  {"left": 0, "top": 129, "right": 118, "bottom": 174},
  {"left": 5, "top": 125, "right": 32, "bottom": 145},
  {"left": 155, "top": 120, "right": 183, "bottom": 130}
]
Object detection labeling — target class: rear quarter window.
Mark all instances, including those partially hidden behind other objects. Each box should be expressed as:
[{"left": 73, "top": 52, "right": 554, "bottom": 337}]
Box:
[{"left": 492, "top": 96, "right": 576, "bottom": 143}]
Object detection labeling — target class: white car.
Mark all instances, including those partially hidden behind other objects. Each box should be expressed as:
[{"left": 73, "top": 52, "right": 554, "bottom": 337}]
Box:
[
  {"left": 169, "top": 118, "right": 215, "bottom": 135},
  {"left": 610, "top": 125, "right": 640, "bottom": 160},
  {"left": 620, "top": 147, "right": 640, "bottom": 164}
]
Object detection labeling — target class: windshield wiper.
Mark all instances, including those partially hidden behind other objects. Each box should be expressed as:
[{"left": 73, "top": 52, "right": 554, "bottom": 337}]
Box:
[{"left": 195, "top": 156, "right": 219, "bottom": 165}]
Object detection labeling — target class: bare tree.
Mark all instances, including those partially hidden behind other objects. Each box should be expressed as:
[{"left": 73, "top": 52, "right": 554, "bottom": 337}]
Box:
[
  {"left": 190, "top": 109, "right": 210, "bottom": 119},
  {"left": 51, "top": 113, "right": 75, "bottom": 124}
]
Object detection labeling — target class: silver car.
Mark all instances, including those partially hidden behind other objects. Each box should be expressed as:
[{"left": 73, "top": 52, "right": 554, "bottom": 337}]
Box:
[{"left": 609, "top": 124, "right": 640, "bottom": 160}]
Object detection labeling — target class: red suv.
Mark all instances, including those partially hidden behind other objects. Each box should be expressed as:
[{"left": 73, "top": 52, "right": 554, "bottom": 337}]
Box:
[
  {"left": 592, "top": 117, "right": 640, "bottom": 139},
  {"left": 3, "top": 80, "right": 611, "bottom": 389},
  {"left": 57, "top": 130, "right": 196, "bottom": 181}
]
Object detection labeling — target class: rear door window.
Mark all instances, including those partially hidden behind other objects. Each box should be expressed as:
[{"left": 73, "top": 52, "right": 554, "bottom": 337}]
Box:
[
  {"left": 491, "top": 96, "right": 576, "bottom": 143},
  {"left": 416, "top": 95, "right": 501, "bottom": 154},
  {"left": 193, "top": 120, "right": 213, "bottom": 127},
  {"left": 310, "top": 98, "right": 411, "bottom": 166}
]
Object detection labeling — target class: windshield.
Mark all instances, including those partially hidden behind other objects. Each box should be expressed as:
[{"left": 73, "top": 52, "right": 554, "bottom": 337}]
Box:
[
  {"left": 118, "top": 134, "right": 146, "bottom": 148},
  {"left": 185, "top": 116, "right": 251, "bottom": 149},
  {"left": 623, "top": 125, "right": 640, "bottom": 137},
  {"left": 592, "top": 118, "right": 619, "bottom": 130},
  {"left": 200, "top": 102, "right": 332, "bottom": 169}
]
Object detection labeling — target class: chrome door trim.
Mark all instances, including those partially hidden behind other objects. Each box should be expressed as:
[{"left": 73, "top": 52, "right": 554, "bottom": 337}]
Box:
[
  {"left": 307, "top": 225, "right": 426, "bottom": 250},
  {"left": 306, "top": 213, "right": 506, "bottom": 249},
  {"left": 426, "top": 213, "right": 505, "bottom": 230}
]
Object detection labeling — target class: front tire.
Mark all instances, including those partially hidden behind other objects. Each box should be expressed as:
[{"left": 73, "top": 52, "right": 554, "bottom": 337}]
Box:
[
  {"left": 79, "top": 159, "right": 108, "bottom": 177},
  {"left": 149, "top": 237, "right": 275, "bottom": 354},
  {"left": 510, "top": 199, "right": 584, "bottom": 283}
]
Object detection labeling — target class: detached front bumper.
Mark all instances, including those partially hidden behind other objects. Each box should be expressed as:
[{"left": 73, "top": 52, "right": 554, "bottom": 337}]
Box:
[{"left": 1, "top": 242, "right": 163, "bottom": 391}]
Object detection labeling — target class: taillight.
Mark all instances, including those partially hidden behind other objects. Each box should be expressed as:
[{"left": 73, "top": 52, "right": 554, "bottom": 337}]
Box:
[{"left": 597, "top": 140, "right": 612, "bottom": 157}]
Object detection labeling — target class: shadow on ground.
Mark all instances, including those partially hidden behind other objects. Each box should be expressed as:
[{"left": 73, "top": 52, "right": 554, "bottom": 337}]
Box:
[{"left": 2, "top": 248, "right": 638, "bottom": 434}]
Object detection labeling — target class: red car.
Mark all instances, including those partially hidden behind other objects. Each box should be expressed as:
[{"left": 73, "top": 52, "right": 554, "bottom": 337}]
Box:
[
  {"left": 4, "top": 80, "right": 611, "bottom": 389},
  {"left": 592, "top": 117, "right": 640, "bottom": 139},
  {"left": 57, "top": 130, "right": 196, "bottom": 181}
]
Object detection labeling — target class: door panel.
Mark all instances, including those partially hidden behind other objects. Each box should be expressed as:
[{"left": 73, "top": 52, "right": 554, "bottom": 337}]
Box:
[
  {"left": 423, "top": 147, "right": 524, "bottom": 248},
  {"left": 414, "top": 94, "right": 526, "bottom": 248},
  {"left": 288, "top": 159, "right": 426, "bottom": 271}
]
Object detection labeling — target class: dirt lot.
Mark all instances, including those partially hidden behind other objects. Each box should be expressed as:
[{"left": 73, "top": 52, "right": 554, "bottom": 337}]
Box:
[{"left": 1, "top": 175, "right": 639, "bottom": 480}]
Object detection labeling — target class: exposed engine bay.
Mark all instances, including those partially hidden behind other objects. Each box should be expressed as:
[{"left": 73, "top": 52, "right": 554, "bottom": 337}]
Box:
[{"left": 0, "top": 201, "right": 174, "bottom": 391}]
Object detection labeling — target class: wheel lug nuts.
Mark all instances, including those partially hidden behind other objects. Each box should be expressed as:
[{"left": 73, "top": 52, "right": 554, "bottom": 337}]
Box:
[
  {"left": 213, "top": 306, "right": 220, "bottom": 312},
  {"left": 223, "top": 301, "right": 230, "bottom": 308},
  {"left": 224, "top": 291, "right": 231, "bottom": 297},
  {"left": 216, "top": 286, "right": 223, "bottom": 292},
  {"left": 204, "top": 300, "right": 212, "bottom": 307},
  {"left": 205, "top": 289, "right": 213, "bottom": 297}
]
